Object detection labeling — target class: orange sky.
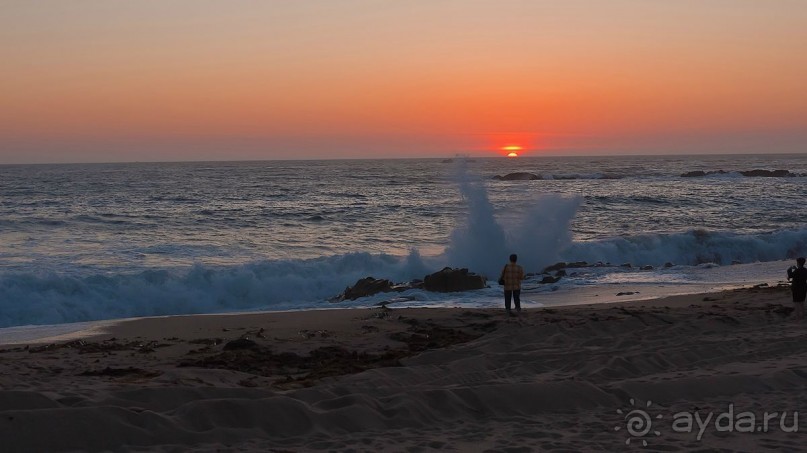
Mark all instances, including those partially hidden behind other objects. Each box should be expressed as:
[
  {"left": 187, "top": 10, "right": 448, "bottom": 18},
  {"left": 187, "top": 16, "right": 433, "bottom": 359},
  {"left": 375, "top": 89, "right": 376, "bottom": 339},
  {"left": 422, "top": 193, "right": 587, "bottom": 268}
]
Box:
[{"left": 1, "top": 1, "right": 806, "bottom": 163}]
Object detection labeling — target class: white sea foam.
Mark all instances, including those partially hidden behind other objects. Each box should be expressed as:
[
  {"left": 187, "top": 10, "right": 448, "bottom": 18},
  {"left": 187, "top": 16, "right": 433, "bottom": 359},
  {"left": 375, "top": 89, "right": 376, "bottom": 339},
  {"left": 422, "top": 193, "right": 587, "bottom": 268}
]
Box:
[
  {"left": 3, "top": 214, "right": 807, "bottom": 329},
  {"left": 0, "top": 253, "right": 421, "bottom": 328},
  {"left": 562, "top": 228, "right": 807, "bottom": 267},
  {"left": 1, "top": 259, "right": 791, "bottom": 344},
  {"left": 3, "top": 156, "right": 807, "bottom": 329},
  {"left": 444, "top": 162, "right": 507, "bottom": 276},
  {"left": 445, "top": 161, "right": 581, "bottom": 276}
]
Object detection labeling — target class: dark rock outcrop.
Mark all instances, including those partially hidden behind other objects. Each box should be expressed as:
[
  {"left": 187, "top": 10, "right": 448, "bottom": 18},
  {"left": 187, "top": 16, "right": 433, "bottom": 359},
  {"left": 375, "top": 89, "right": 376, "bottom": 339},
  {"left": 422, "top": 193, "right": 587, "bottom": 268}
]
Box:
[
  {"left": 542, "top": 261, "right": 588, "bottom": 273},
  {"left": 493, "top": 172, "right": 540, "bottom": 181},
  {"left": 423, "top": 267, "right": 486, "bottom": 292},
  {"left": 681, "top": 170, "right": 724, "bottom": 177},
  {"left": 336, "top": 277, "right": 395, "bottom": 301},
  {"left": 682, "top": 169, "right": 799, "bottom": 178},
  {"left": 739, "top": 169, "right": 792, "bottom": 177},
  {"left": 543, "top": 262, "right": 567, "bottom": 273}
]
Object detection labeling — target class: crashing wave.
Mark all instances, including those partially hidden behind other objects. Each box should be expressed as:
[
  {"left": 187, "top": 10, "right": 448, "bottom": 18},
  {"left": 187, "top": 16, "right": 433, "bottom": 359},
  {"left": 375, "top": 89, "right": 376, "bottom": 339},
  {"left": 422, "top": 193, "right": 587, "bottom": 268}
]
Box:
[{"left": 561, "top": 228, "right": 807, "bottom": 268}]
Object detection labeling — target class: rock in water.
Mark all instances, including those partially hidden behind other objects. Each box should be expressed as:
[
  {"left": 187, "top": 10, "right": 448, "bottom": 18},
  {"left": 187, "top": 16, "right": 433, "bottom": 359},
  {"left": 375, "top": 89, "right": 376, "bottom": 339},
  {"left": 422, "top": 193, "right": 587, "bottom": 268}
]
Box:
[
  {"left": 337, "top": 277, "right": 395, "bottom": 301},
  {"left": 423, "top": 268, "right": 486, "bottom": 292},
  {"left": 493, "top": 172, "right": 540, "bottom": 181},
  {"left": 681, "top": 170, "right": 728, "bottom": 177},
  {"left": 739, "top": 169, "right": 792, "bottom": 177}
]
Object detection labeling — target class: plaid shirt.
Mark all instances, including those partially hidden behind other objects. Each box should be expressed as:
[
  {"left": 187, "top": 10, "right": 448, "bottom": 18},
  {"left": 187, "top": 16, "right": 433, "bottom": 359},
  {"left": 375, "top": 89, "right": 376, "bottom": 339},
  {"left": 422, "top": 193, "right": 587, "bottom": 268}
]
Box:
[{"left": 501, "top": 263, "right": 525, "bottom": 291}]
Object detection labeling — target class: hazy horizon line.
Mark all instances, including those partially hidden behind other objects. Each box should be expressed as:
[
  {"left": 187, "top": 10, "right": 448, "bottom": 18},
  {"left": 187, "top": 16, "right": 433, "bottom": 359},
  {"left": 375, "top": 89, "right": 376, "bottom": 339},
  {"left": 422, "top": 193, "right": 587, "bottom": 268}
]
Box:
[{"left": 1, "top": 150, "right": 805, "bottom": 167}]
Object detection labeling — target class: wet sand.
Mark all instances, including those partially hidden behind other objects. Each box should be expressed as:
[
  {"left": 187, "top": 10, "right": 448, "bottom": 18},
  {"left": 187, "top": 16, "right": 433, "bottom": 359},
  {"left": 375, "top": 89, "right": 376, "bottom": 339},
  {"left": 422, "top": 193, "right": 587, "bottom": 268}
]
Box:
[{"left": 1, "top": 284, "right": 806, "bottom": 451}]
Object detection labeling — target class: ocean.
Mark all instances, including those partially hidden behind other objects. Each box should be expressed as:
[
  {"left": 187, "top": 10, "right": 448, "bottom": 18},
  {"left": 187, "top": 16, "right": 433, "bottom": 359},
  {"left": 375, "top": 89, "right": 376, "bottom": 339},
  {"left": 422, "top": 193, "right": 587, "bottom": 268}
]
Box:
[{"left": 1, "top": 154, "right": 806, "bottom": 334}]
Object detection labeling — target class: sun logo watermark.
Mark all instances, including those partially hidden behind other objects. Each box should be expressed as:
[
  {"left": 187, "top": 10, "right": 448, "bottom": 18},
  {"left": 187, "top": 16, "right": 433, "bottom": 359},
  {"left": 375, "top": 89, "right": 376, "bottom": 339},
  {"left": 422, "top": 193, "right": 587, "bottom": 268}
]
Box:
[
  {"left": 614, "top": 399, "right": 663, "bottom": 446},
  {"left": 613, "top": 398, "right": 799, "bottom": 446}
]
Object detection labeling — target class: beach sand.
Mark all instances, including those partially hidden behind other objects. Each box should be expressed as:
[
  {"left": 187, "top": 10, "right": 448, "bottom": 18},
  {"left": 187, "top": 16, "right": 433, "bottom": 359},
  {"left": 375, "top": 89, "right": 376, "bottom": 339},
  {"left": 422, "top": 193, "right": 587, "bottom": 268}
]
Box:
[{"left": 2, "top": 284, "right": 806, "bottom": 452}]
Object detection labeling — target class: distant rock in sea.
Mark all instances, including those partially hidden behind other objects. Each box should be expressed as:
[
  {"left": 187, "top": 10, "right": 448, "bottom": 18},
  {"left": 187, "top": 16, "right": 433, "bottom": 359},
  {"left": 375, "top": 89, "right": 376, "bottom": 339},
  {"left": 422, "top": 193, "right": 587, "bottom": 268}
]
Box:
[
  {"left": 493, "top": 172, "right": 540, "bottom": 181},
  {"left": 681, "top": 169, "right": 801, "bottom": 177},
  {"left": 441, "top": 157, "right": 476, "bottom": 163},
  {"left": 739, "top": 169, "right": 793, "bottom": 177},
  {"left": 681, "top": 170, "right": 725, "bottom": 177}
]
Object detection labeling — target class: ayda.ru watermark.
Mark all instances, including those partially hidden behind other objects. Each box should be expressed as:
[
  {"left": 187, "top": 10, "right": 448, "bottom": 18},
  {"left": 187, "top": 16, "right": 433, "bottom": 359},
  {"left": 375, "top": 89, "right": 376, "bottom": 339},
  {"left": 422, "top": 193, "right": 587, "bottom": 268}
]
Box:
[{"left": 615, "top": 399, "right": 799, "bottom": 446}]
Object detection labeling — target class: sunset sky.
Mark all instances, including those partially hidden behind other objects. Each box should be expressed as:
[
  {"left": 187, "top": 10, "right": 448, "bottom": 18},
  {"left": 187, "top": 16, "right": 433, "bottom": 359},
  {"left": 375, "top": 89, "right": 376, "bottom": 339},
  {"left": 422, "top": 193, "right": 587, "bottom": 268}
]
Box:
[{"left": 2, "top": 0, "right": 806, "bottom": 163}]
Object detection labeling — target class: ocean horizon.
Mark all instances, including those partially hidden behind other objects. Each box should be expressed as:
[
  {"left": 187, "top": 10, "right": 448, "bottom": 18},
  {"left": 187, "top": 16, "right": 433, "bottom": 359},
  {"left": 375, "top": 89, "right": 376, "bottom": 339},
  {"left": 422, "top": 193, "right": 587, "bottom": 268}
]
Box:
[{"left": 1, "top": 153, "right": 805, "bottom": 331}]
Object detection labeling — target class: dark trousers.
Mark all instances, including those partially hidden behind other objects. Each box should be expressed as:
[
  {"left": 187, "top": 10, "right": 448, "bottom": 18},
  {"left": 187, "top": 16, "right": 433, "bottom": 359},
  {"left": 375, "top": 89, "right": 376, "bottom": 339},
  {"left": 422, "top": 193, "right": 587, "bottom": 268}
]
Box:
[
  {"left": 793, "top": 285, "right": 807, "bottom": 303},
  {"left": 505, "top": 290, "right": 521, "bottom": 311}
]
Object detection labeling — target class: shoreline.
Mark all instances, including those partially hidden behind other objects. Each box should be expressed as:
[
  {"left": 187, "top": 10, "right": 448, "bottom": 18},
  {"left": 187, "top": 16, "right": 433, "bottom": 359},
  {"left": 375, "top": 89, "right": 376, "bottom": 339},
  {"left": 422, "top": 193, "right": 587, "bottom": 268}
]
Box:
[
  {"left": 0, "top": 274, "right": 786, "bottom": 346},
  {"left": 0, "top": 258, "right": 791, "bottom": 336},
  {"left": 1, "top": 283, "right": 805, "bottom": 451}
]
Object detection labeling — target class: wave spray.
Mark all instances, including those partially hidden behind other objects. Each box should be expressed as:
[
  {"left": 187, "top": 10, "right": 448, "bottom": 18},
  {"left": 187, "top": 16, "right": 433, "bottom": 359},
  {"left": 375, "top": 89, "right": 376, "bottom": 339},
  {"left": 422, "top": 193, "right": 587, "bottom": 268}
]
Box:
[{"left": 444, "top": 161, "right": 581, "bottom": 277}]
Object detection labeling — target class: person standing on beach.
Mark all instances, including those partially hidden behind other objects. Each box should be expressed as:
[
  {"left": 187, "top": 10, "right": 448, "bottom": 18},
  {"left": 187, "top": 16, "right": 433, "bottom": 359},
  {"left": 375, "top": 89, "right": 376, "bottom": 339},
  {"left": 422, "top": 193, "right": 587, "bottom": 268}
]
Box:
[
  {"left": 500, "top": 254, "right": 525, "bottom": 316},
  {"left": 787, "top": 257, "right": 807, "bottom": 320}
]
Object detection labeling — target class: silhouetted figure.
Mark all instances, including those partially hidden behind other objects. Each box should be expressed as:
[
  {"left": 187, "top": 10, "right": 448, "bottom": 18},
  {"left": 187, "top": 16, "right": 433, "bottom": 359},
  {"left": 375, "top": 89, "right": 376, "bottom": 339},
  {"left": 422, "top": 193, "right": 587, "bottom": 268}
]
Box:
[
  {"left": 787, "top": 257, "right": 807, "bottom": 320},
  {"left": 499, "top": 254, "right": 525, "bottom": 316}
]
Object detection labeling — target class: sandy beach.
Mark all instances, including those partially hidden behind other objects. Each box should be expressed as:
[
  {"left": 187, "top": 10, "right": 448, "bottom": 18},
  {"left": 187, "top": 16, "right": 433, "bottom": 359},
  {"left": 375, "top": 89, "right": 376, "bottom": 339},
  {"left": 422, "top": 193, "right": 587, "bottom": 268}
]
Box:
[{"left": 2, "top": 284, "right": 806, "bottom": 452}]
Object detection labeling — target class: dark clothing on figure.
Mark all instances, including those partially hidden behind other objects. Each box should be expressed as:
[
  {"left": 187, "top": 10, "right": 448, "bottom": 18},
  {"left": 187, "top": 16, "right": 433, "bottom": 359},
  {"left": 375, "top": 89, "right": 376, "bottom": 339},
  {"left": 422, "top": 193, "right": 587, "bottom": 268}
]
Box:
[
  {"left": 790, "top": 266, "right": 807, "bottom": 302},
  {"left": 505, "top": 290, "right": 521, "bottom": 311}
]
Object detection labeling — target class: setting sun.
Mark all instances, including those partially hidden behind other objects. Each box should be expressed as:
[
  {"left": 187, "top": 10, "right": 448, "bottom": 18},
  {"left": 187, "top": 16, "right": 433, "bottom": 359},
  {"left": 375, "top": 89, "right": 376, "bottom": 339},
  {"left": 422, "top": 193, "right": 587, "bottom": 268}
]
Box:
[{"left": 502, "top": 145, "right": 521, "bottom": 157}]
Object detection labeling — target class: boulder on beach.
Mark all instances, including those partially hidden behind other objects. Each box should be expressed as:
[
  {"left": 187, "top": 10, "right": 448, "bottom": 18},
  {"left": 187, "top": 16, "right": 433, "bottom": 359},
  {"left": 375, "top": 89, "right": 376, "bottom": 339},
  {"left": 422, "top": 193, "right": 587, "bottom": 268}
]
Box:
[
  {"left": 423, "top": 267, "right": 486, "bottom": 293},
  {"left": 493, "top": 172, "right": 540, "bottom": 181}
]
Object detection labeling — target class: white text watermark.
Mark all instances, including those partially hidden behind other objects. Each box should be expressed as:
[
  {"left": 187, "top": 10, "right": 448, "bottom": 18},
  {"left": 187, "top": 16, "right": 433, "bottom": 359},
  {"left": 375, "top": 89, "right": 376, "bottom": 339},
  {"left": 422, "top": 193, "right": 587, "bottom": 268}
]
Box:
[{"left": 615, "top": 399, "right": 799, "bottom": 446}]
